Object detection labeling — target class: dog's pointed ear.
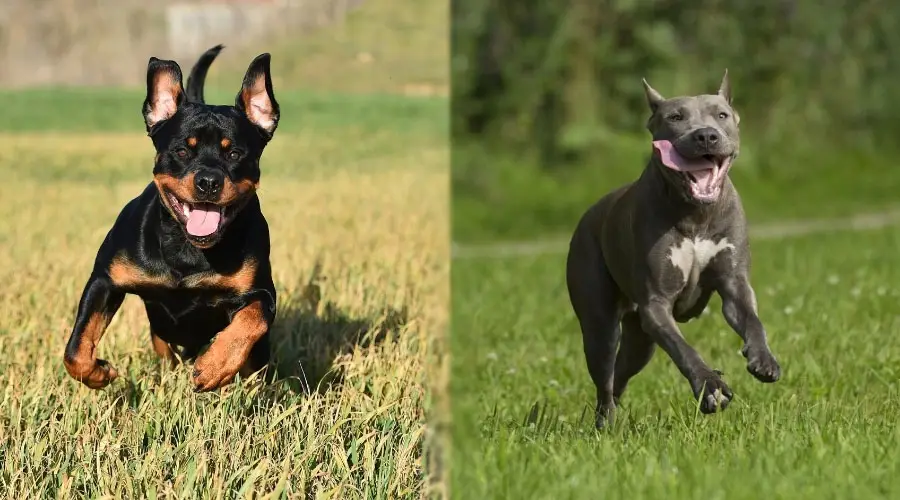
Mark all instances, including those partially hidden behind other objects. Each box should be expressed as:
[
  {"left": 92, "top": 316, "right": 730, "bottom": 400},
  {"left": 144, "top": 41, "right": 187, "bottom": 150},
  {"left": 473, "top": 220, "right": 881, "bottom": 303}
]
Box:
[
  {"left": 642, "top": 78, "right": 665, "bottom": 113},
  {"left": 235, "top": 53, "right": 280, "bottom": 140},
  {"left": 717, "top": 69, "right": 732, "bottom": 104},
  {"left": 142, "top": 57, "right": 184, "bottom": 132}
]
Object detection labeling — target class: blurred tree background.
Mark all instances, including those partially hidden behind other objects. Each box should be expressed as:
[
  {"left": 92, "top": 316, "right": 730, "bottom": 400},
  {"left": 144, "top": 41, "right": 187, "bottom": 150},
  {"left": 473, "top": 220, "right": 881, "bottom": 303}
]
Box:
[{"left": 452, "top": 0, "right": 900, "bottom": 243}]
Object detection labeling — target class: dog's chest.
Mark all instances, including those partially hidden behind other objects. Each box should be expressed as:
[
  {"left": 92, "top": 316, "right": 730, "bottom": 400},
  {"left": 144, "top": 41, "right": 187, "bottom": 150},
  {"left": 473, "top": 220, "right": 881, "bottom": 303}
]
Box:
[{"left": 666, "top": 236, "right": 734, "bottom": 286}]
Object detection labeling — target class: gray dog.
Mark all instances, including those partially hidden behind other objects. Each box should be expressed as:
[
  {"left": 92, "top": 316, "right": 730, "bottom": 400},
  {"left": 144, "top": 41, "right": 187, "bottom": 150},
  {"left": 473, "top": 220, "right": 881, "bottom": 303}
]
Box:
[{"left": 566, "top": 72, "right": 781, "bottom": 429}]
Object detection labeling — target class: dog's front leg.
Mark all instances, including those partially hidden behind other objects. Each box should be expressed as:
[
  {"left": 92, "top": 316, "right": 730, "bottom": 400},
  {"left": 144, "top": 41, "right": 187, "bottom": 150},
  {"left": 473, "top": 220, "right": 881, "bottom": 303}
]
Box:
[
  {"left": 718, "top": 275, "right": 781, "bottom": 383},
  {"left": 192, "top": 298, "right": 273, "bottom": 391},
  {"left": 63, "top": 275, "right": 126, "bottom": 388},
  {"left": 638, "top": 299, "right": 733, "bottom": 413}
]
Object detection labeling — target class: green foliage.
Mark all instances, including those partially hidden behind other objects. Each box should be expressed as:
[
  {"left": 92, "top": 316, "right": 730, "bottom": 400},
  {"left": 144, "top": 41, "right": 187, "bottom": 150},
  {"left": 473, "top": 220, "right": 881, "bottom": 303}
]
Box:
[
  {"left": 454, "top": 0, "right": 900, "bottom": 153},
  {"left": 452, "top": 0, "right": 900, "bottom": 241}
]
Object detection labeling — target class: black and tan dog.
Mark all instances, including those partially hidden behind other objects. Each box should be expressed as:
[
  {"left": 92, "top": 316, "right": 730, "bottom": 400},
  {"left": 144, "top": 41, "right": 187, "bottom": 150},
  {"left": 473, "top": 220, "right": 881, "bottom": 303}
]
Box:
[
  {"left": 566, "top": 72, "right": 781, "bottom": 428},
  {"left": 63, "top": 45, "right": 280, "bottom": 392}
]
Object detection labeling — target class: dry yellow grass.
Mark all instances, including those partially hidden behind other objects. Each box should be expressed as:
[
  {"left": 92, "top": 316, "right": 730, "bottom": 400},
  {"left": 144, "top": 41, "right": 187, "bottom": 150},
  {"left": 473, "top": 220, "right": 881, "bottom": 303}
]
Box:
[{"left": 0, "top": 131, "right": 447, "bottom": 498}]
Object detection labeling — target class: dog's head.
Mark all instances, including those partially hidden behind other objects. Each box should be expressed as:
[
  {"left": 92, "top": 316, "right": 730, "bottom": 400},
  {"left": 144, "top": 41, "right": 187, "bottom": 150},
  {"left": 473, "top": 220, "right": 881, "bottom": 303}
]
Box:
[
  {"left": 642, "top": 71, "right": 739, "bottom": 205},
  {"left": 142, "top": 53, "right": 279, "bottom": 249}
]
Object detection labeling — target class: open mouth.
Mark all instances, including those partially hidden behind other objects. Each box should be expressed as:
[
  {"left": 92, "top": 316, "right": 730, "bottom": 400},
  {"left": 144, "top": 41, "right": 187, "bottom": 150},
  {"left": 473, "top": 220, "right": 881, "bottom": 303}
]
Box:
[
  {"left": 652, "top": 140, "right": 734, "bottom": 203},
  {"left": 165, "top": 191, "right": 230, "bottom": 244},
  {"left": 682, "top": 154, "right": 732, "bottom": 202}
]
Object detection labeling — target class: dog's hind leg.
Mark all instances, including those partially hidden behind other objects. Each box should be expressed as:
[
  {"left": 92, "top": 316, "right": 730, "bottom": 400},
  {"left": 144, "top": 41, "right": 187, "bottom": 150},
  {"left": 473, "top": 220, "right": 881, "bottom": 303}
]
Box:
[
  {"left": 567, "top": 235, "right": 621, "bottom": 429},
  {"left": 150, "top": 332, "right": 178, "bottom": 370},
  {"left": 612, "top": 311, "right": 656, "bottom": 402}
]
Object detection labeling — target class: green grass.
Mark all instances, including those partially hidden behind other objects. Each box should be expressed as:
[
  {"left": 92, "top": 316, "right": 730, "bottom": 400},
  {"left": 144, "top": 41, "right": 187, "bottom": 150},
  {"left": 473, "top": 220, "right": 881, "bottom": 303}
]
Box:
[
  {"left": 0, "top": 88, "right": 446, "bottom": 137},
  {"left": 452, "top": 137, "right": 900, "bottom": 243},
  {"left": 451, "top": 225, "right": 900, "bottom": 498}
]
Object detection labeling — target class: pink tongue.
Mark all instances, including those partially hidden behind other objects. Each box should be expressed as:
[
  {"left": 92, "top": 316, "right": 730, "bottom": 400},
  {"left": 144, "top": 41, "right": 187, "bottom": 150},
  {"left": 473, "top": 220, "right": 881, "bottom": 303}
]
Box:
[
  {"left": 186, "top": 204, "right": 221, "bottom": 237},
  {"left": 652, "top": 140, "right": 716, "bottom": 172}
]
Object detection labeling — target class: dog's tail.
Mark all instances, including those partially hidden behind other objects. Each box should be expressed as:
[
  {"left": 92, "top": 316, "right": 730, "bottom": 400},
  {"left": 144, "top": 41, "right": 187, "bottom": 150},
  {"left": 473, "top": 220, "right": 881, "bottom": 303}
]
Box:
[{"left": 185, "top": 44, "right": 225, "bottom": 103}]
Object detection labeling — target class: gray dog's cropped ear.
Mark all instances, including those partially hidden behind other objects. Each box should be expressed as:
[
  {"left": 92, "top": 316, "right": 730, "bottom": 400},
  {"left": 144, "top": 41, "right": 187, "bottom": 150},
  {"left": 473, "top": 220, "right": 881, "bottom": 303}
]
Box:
[
  {"left": 642, "top": 78, "right": 665, "bottom": 113},
  {"left": 717, "top": 69, "right": 732, "bottom": 104}
]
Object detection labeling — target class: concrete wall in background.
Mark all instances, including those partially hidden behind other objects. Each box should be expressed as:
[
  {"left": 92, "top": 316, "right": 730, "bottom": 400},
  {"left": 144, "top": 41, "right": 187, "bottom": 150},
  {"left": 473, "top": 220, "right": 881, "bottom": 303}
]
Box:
[{"left": 0, "top": 0, "right": 363, "bottom": 87}]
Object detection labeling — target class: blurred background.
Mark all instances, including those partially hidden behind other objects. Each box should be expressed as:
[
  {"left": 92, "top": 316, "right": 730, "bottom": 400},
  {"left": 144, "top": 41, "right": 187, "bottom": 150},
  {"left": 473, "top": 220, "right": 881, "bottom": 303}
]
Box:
[
  {"left": 0, "top": 0, "right": 447, "bottom": 133},
  {"left": 452, "top": 0, "right": 900, "bottom": 244},
  {"left": 0, "top": 0, "right": 447, "bottom": 91}
]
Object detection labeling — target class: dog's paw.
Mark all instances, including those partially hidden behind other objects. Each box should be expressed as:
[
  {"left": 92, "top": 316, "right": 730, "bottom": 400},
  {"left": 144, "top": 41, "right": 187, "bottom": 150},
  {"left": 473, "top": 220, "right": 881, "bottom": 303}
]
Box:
[
  {"left": 191, "top": 346, "right": 245, "bottom": 392},
  {"left": 695, "top": 372, "right": 733, "bottom": 414},
  {"left": 594, "top": 403, "right": 616, "bottom": 430},
  {"left": 65, "top": 356, "right": 119, "bottom": 389},
  {"left": 744, "top": 346, "right": 781, "bottom": 383}
]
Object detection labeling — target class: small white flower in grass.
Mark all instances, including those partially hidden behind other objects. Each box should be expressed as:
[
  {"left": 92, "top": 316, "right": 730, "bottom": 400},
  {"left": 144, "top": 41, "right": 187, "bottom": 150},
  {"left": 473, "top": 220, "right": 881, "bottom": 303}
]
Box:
[
  {"left": 827, "top": 275, "right": 840, "bottom": 285},
  {"left": 507, "top": 368, "right": 517, "bottom": 375},
  {"left": 548, "top": 379, "right": 559, "bottom": 388},
  {"left": 486, "top": 352, "right": 498, "bottom": 361},
  {"left": 539, "top": 356, "right": 548, "bottom": 363},
  {"left": 851, "top": 287, "right": 862, "bottom": 297},
  {"left": 783, "top": 306, "right": 795, "bottom": 315}
]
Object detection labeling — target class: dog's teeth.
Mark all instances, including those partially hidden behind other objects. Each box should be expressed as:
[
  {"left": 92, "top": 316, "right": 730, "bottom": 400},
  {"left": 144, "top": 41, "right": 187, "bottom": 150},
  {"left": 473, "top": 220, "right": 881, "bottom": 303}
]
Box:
[{"left": 182, "top": 202, "right": 191, "bottom": 216}]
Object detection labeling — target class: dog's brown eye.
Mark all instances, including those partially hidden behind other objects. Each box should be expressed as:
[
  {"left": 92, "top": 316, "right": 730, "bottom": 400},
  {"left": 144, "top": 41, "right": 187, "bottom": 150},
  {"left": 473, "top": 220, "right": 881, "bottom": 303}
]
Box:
[
  {"left": 175, "top": 148, "right": 188, "bottom": 158},
  {"left": 668, "top": 113, "right": 683, "bottom": 122},
  {"left": 718, "top": 112, "right": 729, "bottom": 119},
  {"left": 227, "top": 150, "right": 241, "bottom": 161}
]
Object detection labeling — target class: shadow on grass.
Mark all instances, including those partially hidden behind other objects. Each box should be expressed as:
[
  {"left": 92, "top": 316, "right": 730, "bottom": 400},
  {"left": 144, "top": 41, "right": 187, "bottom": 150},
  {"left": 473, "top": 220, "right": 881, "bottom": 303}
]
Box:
[
  {"left": 268, "top": 261, "right": 409, "bottom": 394},
  {"left": 102, "top": 261, "right": 408, "bottom": 414}
]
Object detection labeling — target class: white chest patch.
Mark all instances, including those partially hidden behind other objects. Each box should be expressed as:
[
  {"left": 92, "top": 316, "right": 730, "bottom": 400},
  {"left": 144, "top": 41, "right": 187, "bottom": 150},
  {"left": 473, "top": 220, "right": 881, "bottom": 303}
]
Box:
[{"left": 667, "top": 237, "right": 735, "bottom": 282}]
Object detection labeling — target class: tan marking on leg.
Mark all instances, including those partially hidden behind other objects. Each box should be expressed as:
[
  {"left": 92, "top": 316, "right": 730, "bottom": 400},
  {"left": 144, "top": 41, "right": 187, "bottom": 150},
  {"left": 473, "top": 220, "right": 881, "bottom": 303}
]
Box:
[
  {"left": 63, "top": 312, "right": 118, "bottom": 389},
  {"left": 193, "top": 301, "right": 269, "bottom": 390},
  {"left": 220, "top": 138, "right": 231, "bottom": 149},
  {"left": 187, "top": 137, "right": 198, "bottom": 147},
  {"left": 151, "top": 332, "right": 178, "bottom": 369}
]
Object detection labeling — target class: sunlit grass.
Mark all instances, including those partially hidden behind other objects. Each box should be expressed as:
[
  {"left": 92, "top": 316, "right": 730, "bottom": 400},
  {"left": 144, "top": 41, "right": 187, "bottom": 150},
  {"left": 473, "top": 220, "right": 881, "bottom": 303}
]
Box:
[{"left": 0, "top": 131, "right": 448, "bottom": 498}]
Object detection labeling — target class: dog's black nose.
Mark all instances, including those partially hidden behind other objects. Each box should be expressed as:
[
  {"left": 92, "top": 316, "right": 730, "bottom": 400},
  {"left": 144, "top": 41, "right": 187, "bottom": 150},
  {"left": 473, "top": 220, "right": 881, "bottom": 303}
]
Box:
[
  {"left": 692, "top": 128, "right": 720, "bottom": 149},
  {"left": 194, "top": 170, "right": 223, "bottom": 198}
]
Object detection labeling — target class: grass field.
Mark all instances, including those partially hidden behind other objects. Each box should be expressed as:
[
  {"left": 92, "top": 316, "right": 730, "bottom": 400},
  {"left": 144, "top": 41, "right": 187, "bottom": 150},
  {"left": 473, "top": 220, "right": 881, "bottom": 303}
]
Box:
[
  {"left": 451, "top": 222, "right": 900, "bottom": 498},
  {"left": 0, "top": 88, "right": 448, "bottom": 497}
]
